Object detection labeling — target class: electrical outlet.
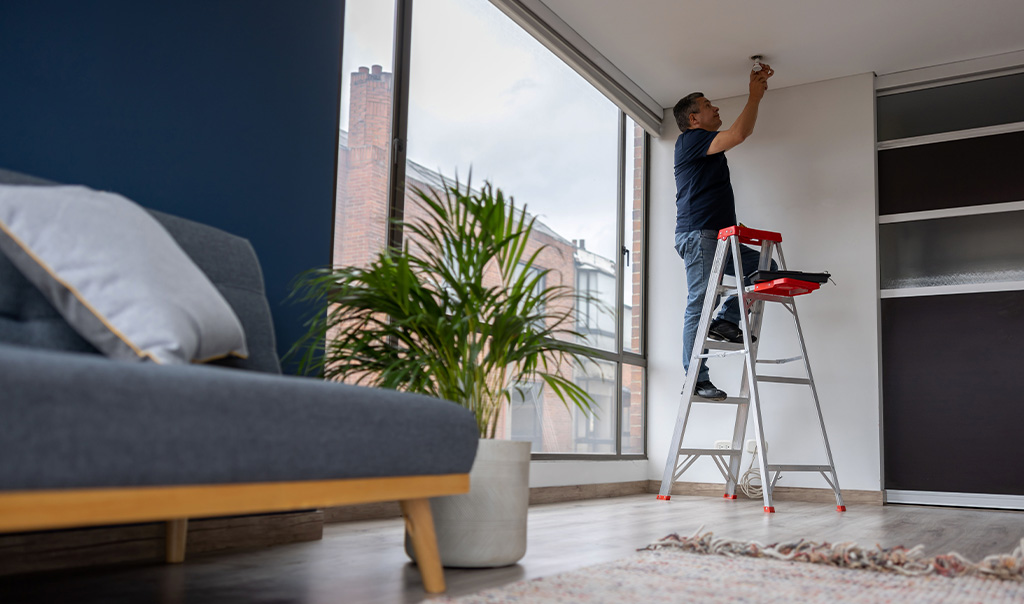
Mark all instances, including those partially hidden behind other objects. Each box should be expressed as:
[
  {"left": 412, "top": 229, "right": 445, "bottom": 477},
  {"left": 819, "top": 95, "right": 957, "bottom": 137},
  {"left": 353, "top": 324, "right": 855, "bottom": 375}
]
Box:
[
  {"left": 714, "top": 440, "right": 732, "bottom": 450},
  {"left": 746, "top": 439, "right": 757, "bottom": 453}
]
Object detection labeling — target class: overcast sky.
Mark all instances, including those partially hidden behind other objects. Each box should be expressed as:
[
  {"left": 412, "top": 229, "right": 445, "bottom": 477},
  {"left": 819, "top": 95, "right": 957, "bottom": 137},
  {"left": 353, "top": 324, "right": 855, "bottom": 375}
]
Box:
[{"left": 340, "top": 0, "right": 623, "bottom": 262}]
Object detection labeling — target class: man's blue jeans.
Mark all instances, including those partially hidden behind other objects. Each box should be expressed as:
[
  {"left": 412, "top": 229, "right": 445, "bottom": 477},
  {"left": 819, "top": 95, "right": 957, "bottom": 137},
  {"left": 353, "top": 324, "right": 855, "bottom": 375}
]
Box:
[{"left": 675, "top": 229, "right": 776, "bottom": 383}]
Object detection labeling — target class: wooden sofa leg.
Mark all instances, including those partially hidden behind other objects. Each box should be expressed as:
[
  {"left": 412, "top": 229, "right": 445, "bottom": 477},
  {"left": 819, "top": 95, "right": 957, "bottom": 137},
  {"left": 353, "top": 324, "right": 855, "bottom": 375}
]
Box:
[
  {"left": 166, "top": 519, "right": 189, "bottom": 563},
  {"left": 400, "top": 499, "right": 445, "bottom": 593}
]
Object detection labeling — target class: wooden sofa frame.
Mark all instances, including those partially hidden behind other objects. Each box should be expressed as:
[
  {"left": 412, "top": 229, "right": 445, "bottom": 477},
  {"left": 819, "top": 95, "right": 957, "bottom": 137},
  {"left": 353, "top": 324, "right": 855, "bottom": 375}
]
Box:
[{"left": 0, "top": 473, "right": 468, "bottom": 593}]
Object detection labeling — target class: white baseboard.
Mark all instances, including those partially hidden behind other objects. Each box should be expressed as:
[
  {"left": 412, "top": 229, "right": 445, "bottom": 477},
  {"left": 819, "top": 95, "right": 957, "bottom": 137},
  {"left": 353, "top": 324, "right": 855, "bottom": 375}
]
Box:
[{"left": 886, "top": 489, "right": 1024, "bottom": 511}]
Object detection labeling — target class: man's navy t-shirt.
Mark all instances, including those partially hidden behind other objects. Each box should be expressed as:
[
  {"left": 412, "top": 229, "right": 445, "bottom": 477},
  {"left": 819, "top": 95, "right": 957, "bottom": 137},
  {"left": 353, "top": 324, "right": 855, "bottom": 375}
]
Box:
[{"left": 674, "top": 128, "right": 736, "bottom": 235}]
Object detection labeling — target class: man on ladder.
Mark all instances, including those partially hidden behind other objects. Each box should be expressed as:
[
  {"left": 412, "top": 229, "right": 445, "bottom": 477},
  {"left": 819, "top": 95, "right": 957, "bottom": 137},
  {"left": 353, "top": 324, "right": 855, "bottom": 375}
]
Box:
[
  {"left": 664, "top": 65, "right": 845, "bottom": 513},
  {"left": 673, "top": 63, "right": 775, "bottom": 400}
]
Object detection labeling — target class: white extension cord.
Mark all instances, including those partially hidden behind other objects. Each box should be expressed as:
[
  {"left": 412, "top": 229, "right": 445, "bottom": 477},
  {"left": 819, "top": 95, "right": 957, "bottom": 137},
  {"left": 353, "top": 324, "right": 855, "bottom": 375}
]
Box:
[
  {"left": 740, "top": 454, "right": 762, "bottom": 498},
  {"left": 739, "top": 444, "right": 780, "bottom": 499}
]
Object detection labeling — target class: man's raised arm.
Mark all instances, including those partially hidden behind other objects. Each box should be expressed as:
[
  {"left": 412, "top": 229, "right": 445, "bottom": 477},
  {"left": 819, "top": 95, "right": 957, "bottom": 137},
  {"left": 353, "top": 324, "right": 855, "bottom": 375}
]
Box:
[{"left": 708, "top": 64, "right": 774, "bottom": 155}]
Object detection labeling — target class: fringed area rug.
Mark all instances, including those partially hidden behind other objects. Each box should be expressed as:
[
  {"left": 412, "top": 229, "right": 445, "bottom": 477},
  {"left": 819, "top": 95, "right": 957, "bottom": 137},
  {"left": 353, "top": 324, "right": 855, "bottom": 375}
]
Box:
[{"left": 432, "top": 530, "right": 1024, "bottom": 603}]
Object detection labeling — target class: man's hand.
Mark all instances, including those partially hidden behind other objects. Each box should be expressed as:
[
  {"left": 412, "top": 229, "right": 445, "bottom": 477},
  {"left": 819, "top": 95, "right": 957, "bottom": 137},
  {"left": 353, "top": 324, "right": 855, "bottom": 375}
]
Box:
[{"left": 749, "top": 63, "right": 774, "bottom": 100}]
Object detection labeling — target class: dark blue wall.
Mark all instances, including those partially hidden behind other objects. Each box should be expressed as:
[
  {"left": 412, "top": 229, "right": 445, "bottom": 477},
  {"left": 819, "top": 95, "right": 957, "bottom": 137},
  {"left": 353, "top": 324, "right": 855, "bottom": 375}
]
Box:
[{"left": 0, "top": 1, "right": 343, "bottom": 371}]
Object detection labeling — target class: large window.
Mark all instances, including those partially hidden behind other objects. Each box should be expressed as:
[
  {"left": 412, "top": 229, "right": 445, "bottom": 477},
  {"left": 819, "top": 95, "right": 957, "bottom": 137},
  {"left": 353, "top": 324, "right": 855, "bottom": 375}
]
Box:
[{"left": 336, "top": 0, "right": 647, "bottom": 458}]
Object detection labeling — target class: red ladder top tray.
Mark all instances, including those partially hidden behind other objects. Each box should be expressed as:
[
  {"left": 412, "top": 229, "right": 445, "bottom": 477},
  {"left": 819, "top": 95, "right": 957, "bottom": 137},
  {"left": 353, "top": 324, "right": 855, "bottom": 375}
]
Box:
[
  {"left": 752, "top": 278, "right": 820, "bottom": 296},
  {"left": 717, "top": 225, "right": 782, "bottom": 244}
]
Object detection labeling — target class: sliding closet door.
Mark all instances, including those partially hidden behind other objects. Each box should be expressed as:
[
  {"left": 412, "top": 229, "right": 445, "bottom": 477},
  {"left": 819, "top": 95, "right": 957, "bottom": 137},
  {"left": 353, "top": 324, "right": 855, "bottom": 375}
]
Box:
[{"left": 878, "top": 72, "right": 1024, "bottom": 508}]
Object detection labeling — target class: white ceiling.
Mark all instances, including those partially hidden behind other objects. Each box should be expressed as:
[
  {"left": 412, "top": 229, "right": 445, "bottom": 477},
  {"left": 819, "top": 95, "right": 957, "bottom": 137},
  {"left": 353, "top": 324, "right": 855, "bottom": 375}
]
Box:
[{"left": 541, "top": 0, "right": 1024, "bottom": 107}]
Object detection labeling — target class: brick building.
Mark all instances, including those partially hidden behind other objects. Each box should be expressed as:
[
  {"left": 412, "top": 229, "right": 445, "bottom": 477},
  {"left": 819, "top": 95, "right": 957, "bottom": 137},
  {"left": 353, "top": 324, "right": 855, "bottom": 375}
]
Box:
[{"left": 334, "top": 65, "right": 643, "bottom": 454}]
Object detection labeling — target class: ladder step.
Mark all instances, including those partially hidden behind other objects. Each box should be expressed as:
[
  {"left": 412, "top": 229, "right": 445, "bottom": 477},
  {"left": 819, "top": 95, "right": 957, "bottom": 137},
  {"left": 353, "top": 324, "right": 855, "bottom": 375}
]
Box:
[
  {"left": 704, "top": 340, "right": 744, "bottom": 351},
  {"left": 766, "top": 464, "right": 834, "bottom": 472},
  {"left": 679, "top": 448, "right": 742, "bottom": 456},
  {"left": 756, "top": 355, "right": 803, "bottom": 364},
  {"left": 688, "top": 396, "right": 749, "bottom": 405},
  {"left": 755, "top": 375, "right": 811, "bottom": 385},
  {"left": 696, "top": 350, "right": 746, "bottom": 359}
]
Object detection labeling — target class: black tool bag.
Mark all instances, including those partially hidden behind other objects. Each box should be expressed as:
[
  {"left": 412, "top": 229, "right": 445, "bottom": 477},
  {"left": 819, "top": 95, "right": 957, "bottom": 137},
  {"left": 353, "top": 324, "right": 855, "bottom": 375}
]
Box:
[{"left": 748, "top": 269, "right": 831, "bottom": 284}]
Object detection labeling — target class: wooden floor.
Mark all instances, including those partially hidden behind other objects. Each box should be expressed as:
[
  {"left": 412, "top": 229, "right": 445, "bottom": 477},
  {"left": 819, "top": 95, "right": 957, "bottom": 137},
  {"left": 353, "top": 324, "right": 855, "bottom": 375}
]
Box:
[{"left": 1, "top": 494, "right": 1022, "bottom": 603}]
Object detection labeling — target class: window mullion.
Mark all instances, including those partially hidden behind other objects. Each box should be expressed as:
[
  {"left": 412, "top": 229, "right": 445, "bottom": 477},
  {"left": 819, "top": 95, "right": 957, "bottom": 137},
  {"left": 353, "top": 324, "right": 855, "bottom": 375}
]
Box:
[
  {"left": 614, "top": 110, "right": 626, "bottom": 455},
  {"left": 387, "top": 0, "right": 414, "bottom": 251}
]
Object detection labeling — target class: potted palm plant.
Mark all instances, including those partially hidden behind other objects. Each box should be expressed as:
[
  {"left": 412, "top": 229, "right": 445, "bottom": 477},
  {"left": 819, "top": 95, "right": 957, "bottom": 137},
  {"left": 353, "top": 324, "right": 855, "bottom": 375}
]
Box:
[{"left": 289, "top": 177, "right": 595, "bottom": 567}]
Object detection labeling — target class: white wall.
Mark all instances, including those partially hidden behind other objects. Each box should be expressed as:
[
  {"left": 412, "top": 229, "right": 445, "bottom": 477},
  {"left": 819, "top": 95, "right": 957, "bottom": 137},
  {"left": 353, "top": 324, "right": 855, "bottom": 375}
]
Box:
[
  {"left": 647, "top": 73, "right": 882, "bottom": 491},
  {"left": 529, "top": 459, "right": 648, "bottom": 488}
]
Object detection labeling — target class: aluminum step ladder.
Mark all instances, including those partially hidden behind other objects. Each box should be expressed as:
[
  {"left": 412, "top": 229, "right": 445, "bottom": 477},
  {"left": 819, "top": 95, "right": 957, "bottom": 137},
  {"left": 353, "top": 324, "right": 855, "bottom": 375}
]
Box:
[{"left": 657, "top": 226, "right": 844, "bottom": 513}]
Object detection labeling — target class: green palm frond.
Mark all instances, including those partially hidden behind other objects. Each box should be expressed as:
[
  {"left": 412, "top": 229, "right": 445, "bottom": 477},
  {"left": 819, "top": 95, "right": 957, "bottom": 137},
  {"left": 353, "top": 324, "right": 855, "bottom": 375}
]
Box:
[{"left": 287, "top": 176, "right": 597, "bottom": 438}]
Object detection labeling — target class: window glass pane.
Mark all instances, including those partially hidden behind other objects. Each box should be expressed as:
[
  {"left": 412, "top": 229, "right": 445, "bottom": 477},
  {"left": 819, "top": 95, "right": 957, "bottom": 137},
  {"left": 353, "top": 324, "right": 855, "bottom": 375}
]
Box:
[
  {"left": 405, "top": 0, "right": 620, "bottom": 359},
  {"left": 621, "top": 362, "right": 644, "bottom": 455},
  {"left": 497, "top": 358, "right": 616, "bottom": 454},
  {"left": 880, "top": 211, "right": 1024, "bottom": 290},
  {"left": 571, "top": 357, "right": 618, "bottom": 454},
  {"left": 334, "top": 0, "right": 396, "bottom": 269},
  {"left": 513, "top": 262, "right": 546, "bottom": 309},
  {"left": 509, "top": 382, "right": 544, "bottom": 453},
  {"left": 576, "top": 267, "right": 616, "bottom": 351},
  {"left": 624, "top": 118, "right": 643, "bottom": 354}
]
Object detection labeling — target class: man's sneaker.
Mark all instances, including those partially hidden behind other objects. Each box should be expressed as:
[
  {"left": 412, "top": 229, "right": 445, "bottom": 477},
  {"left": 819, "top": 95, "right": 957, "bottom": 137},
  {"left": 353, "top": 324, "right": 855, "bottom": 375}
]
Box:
[
  {"left": 695, "top": 380, "right": 727, "bottom": 400},
  {"left": 708, "top": 319, "right": 756, "bottom": 344}
]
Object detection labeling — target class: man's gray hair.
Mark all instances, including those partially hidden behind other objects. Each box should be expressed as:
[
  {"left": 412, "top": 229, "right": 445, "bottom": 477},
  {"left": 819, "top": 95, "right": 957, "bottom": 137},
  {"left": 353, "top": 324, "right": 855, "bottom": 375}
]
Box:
[{"left": 673, "top": 92, "right": 704, "bottom": 131}]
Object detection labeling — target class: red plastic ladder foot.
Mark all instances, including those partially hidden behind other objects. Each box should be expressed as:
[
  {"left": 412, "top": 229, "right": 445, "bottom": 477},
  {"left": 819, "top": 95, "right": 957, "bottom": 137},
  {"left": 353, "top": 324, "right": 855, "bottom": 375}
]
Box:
[
  {"left": 723, "top": 494, "right": 737, "bottom": 499},
  {"left": 764, "top": 506, "right": 775, "bottom": 513},
  {"left": 836, "top": 505, "right": 846, "bottom": 512},
  {"left": 657, "top": 495, "right": 671, "bottom": 501}
]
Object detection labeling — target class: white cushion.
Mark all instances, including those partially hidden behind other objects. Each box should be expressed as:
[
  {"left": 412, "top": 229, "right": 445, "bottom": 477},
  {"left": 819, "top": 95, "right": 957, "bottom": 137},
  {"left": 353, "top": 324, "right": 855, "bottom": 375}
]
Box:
[{"left": 0, "top": 184, "right": 248, "bottom": 364}]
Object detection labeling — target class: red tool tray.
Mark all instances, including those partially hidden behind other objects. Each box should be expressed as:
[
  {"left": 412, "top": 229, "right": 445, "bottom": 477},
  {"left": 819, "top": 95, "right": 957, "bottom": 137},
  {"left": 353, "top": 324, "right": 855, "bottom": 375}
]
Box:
[{"left": 752, "top": 278, "right": 820, "bottom": 296}]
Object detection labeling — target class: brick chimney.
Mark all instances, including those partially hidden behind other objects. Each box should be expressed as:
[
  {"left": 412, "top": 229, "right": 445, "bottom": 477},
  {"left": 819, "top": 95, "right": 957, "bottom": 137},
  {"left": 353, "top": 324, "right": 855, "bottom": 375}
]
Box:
[
  {"left": 348, "top": 65, "right": 392, "bottom": 150},
  {"left": 334, "top": 65, "right": 394, "bottom": 268}
]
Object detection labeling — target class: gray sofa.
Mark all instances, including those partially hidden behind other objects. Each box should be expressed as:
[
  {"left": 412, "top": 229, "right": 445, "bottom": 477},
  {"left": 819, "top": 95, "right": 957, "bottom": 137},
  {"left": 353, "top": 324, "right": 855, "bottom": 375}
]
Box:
[{"left": 0, "top": 168, "right": 478, "bottom": 593}]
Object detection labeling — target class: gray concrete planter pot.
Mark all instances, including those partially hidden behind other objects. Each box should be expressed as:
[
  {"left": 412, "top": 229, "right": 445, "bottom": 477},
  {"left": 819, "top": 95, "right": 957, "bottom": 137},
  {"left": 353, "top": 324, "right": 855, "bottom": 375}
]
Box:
[{"left": 407, "top": 438, "right": 531, "bottom": 568}]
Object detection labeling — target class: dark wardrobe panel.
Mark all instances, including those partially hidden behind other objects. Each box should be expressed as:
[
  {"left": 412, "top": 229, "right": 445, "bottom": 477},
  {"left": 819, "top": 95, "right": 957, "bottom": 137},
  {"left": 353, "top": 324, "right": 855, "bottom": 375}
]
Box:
[
  {"left": 882, "top": 291, "right": 1024, "bottom": 495},
  {"left": 877, "top": 72, "right": 1024, "bottom": 141},
  {"left": 878, "top": 130, "right": 1024, "bottom": 216}
]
